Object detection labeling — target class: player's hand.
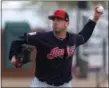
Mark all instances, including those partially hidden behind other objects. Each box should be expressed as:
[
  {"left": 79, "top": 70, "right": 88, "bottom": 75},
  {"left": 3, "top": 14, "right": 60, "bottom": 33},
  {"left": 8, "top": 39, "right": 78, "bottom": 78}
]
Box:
[
  {"left": 11, "top": 56, "right": 17, "bottom": 65},
  {"left": 11, "top": 56, "right": 24, "bottom": 68},
  {"left": 93, "top": 4, "right": 104, "bottom": 22}
]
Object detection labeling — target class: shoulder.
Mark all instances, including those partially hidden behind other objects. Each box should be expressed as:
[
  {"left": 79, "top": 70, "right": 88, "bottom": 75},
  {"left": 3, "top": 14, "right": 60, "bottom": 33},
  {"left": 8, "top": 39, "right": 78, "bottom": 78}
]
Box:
[
  {"left": 26, "top": 31, "right": 52, "bottom": 38},
  {"left": 27, "top": 31, "right": 48, "bottom": 36},
  {"left": 27, "top": 32, "right": 37, "bottom": 36},
  {"left": 36, "top": 31, "right": 52, "bottom": 37},
  {"left": 68, "top": 32, "right": 83, "bottom": 43},
  {"left": 68, "top": 32, "right": 83, "bottom": 38},
  {"left": 68, "top": 32, "right": 78, "bottom": 38}
]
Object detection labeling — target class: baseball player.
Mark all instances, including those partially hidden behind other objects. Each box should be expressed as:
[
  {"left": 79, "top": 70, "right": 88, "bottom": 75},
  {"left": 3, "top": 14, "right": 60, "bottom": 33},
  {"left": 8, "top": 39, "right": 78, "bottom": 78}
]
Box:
[{"left": 9, "top": 4, "right": 103, "bottom": 87}]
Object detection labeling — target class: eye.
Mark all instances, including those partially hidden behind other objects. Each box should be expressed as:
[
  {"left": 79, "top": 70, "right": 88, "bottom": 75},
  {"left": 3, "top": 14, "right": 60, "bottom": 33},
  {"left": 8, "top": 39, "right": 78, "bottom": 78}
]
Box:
[
  {"left": 57, "top": 17, "right": 63, "bottom": 21},
  {"left": 57, "top": 18, "right": 61, "bottom": 21},
  {"left": 53, "top": 17, "right": 64, "bottom": 22}
]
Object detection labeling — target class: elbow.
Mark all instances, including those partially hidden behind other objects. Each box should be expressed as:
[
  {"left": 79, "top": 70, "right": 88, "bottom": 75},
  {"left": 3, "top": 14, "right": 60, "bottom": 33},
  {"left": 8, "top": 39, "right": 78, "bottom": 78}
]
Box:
[
  {"left": 83, "top": 36, "right": 91, "bottom": 44},
  {"left": 83, "top": 39, "right": 88, "bottom": 44},
  {"left": 82, "top": 34, "right": 92, "bottom": 44}
]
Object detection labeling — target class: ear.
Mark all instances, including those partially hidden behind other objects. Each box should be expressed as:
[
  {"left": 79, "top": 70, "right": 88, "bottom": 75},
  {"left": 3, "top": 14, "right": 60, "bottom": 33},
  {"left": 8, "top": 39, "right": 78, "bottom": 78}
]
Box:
[{"left": 65, "top": 21, "right": 69, "bottom": 26}]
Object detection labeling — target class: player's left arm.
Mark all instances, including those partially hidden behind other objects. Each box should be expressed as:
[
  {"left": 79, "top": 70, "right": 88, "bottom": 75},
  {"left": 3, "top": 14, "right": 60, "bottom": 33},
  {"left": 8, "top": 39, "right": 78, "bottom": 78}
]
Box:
[
  {"left": 75, "top": 4, "right": 104, "bottom": 68},
  {"left": 77, "top": 4, "right": 103, "bottom": 46}
]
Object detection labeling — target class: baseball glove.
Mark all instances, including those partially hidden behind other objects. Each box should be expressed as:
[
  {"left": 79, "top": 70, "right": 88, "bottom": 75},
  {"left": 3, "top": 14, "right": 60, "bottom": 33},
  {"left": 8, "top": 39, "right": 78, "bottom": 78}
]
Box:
[{"left": 9, "top": 40, "right": 35, "bottom": 68}]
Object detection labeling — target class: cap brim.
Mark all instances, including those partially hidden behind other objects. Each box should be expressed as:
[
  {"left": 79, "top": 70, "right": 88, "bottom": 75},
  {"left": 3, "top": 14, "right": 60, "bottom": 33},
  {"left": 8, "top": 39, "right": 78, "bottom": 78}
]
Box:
[{"left": 48, "top": 15, "right": 64, "bottom": 20}]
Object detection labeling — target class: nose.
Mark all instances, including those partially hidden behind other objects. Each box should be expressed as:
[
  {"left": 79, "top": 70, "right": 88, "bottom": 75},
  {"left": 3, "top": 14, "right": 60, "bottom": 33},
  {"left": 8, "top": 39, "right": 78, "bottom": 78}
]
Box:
[{"left": 53, "top": 19, "right": 58, "bottom": 25}]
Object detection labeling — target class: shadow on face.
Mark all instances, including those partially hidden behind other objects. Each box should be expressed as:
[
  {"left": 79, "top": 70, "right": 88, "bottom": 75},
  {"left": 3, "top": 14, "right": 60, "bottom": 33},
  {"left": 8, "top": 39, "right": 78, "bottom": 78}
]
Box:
[{"left": 52, "top": 17, "right": 69, "bottom": 32}]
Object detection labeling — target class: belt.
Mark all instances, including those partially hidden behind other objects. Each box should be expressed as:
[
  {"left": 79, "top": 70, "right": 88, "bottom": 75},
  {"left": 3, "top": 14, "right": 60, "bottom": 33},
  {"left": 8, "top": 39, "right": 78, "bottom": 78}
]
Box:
[{"left": 46, "top": 80, "right": 64, "bottom": 86}]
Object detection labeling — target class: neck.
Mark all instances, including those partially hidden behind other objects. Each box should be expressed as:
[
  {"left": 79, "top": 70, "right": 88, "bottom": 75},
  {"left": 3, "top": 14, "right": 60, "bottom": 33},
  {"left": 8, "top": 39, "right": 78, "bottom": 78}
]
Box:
[{"left": 53, "top": 30, "right": 67, "bottom": 40}]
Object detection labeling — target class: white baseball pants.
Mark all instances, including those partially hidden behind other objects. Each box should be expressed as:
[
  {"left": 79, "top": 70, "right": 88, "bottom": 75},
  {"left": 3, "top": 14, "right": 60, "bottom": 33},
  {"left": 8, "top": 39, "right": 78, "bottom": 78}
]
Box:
[{"left": 29, "top": 77, "right": 72, "bottom": 87}]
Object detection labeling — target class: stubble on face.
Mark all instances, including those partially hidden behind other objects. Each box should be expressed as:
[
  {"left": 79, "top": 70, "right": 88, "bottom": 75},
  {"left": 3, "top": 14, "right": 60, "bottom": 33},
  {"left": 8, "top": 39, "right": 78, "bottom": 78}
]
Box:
[{"left": 53, "top": 22, "right": 67, "bottom": 33}]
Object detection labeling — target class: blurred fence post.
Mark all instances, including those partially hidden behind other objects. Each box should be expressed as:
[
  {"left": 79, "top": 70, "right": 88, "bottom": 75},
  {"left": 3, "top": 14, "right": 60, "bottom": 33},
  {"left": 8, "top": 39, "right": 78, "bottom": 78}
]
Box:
[
  {"left": 95, "top": 39, "right": 107, "bottom": 87},
  {"left": 76, "top": 1, "right": 88, "bottom": 78},
  {"left": 76, "top": 2, "right": 80, "bottom": 69},
  {"left": 102, "top": 38, "right": 106, "bottom": 74}
]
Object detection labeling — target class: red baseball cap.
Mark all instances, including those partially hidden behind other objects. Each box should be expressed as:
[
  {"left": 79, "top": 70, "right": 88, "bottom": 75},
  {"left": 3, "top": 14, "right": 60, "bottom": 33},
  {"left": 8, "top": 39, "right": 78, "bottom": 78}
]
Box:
[{"left": 48, "top": 9, "right": 69, "bottom": 21}]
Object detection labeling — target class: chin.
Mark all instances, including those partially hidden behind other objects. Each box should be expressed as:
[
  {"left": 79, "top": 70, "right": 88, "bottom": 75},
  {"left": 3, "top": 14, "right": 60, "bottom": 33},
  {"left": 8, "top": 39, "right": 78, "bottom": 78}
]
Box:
[
  {"left": 53, "top": 28, "right": 59, "bottom": 31},
  {"left": 53, "top": 29, "right": 61, "bottom": 33}
]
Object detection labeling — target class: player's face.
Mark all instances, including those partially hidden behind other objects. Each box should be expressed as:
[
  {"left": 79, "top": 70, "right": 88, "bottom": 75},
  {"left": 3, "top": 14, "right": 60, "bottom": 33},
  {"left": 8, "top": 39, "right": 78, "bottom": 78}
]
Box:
[{"left": 52, "top": 17, "right": 69, "bottom": 32}]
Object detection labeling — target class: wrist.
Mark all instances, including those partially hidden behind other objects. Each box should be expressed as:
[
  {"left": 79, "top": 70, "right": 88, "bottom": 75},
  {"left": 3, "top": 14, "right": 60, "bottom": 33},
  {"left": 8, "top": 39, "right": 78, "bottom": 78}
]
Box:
[{"left": 92, "top": 17, "right": 99, "bottom": 23}]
